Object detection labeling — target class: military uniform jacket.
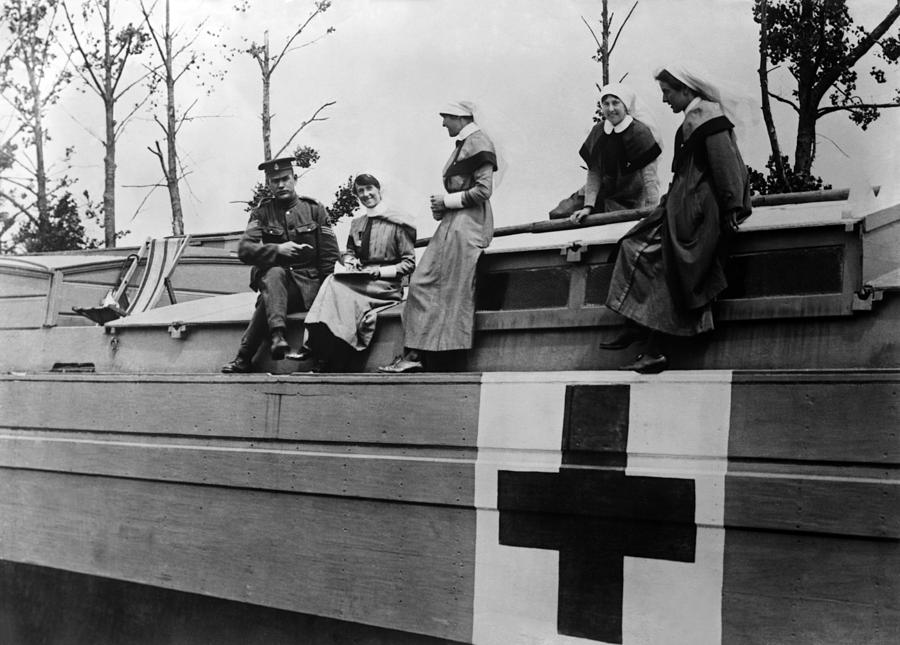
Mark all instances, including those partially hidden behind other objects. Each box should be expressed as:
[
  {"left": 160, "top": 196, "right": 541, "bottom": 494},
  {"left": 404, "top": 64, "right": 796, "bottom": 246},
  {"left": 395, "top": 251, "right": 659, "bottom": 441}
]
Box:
[{"left": 238, "top": 194, "right": 341, "bottom": 308}]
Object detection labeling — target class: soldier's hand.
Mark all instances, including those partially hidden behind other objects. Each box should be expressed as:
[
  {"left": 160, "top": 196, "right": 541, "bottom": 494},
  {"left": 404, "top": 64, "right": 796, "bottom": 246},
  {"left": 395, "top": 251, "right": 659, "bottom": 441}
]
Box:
[
  {"left": 429, "top": 194, "right": 444, "bottom": 211},
  {"left": 277, "top": 241, "right": 312, "bottom": 258},
  {"left": 362, "top": 266, "right": 381, "bottom": 279}
]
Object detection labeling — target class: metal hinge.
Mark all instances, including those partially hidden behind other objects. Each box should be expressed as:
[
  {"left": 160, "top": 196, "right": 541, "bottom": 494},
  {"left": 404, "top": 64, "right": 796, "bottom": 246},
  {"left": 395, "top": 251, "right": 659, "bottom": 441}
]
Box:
[
  {"left": 852, "top": 284, "right": 884, "bottom": 311},
  {"left": 561, "top": 242, "right": 587, "bottom": 263},
  {"left": 168, "top": 322, "right": 189, "bottom": 339}
]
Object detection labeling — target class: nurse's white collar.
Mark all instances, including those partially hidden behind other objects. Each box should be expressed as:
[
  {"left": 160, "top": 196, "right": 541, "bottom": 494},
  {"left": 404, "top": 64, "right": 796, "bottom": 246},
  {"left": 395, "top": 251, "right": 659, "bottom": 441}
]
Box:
[
  {"left": 603, "top": 114, "right": 634, "bottom": 134},
  {"left": 365, "top": 201, "right": 388, "bottom": 217},
  {"left": 455, "top": 123, "right": 482, "bottom": 142}
]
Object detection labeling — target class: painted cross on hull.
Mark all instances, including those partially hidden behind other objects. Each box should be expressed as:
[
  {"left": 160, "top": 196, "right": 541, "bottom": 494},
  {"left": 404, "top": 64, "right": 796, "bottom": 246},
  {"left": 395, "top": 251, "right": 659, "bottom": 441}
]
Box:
[{"left": 497, "top": 384, "right": 697, "bottom": 643}]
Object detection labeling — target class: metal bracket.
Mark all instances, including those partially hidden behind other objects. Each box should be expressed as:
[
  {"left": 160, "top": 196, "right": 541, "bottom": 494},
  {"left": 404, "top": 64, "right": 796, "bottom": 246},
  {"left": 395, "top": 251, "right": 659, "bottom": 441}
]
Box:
[
  {"left": 168, "top": 322, "right": 189, "bottom": 339},
  {"left": 852, "top": 284, "right": 884, "bottom": 311},
  {"left": 561, "top": 242, "right": 587, "bottom": 263}
]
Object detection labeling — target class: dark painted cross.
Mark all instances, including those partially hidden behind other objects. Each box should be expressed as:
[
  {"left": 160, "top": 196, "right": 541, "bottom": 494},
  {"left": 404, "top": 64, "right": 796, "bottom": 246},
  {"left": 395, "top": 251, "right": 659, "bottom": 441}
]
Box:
[{"left": 497, "top": 384, "right": 696, "bottom": 643}]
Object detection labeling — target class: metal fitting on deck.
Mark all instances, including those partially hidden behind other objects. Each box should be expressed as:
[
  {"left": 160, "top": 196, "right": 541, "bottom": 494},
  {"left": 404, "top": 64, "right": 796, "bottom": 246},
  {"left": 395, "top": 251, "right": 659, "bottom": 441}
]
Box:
[
  {"left": 168, "top": 322, "right": 189, "bottom": 339},
  {"left": 561, "top": 242, "right": 587, "bottom": 262}
]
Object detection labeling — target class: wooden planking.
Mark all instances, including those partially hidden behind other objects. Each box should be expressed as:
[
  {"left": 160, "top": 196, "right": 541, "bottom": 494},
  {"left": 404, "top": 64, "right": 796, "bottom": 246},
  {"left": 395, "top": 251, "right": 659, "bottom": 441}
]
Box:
[
  {"left": 0, "top": 297, "right": 48, "bottom": 328},
  {"left": 724, "top": 592, "right": 899, "bottom": 645},
  {"left": 0, "top": 469, "right": 476, "bottom": 642},
  {"left": 681, "top": 299, "right": 900, "bottom": 371},
  {"left": 0, "top": 560, "right": 462, "bottom": 645},
  {"left": 722, "top": 529, "right": 900, "bottom": 644},
  {"left": 0, "top": 327, "right": 114, "bottom": 369},
  {"left": 0, "top": 271, "right": 50, "bottom": 298},
  {"left": 728, "top": 373, "right": 899, "bottom": 538},
  {"left": 0, "top": 435, "right": 475, "bottom": 507},
  {"left": 3, "top": 291, "right": 900, "bottom": 373},
  {"left": 725, "top": 473, "right": 899, "bottom": 538},
  {"left": 62, "top": 265, "right": 128, "bottom": 286},
  {"left": 0, "top": 375, "right": 482, "bottom": 446},
  {"left": 729, "top": 374, "right": 900, "bottom": 463},
  {"left": 716, "top": 293, "right": 853, "bottom": 319},
  {"left": 475, "top": 307, "right": 615, "bottom": 331},
  {"left": 169, "top": 259, "right": 249, "bottom": 295},
  {"left": 56, "top": 281, "right": 117, "bottom": 312}
]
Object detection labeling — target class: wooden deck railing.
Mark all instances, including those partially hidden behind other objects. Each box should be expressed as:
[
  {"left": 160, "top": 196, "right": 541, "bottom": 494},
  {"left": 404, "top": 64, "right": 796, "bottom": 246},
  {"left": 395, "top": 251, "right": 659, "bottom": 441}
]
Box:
[{"left": 414, "top": 188, "right": 852, "bottom": 247}]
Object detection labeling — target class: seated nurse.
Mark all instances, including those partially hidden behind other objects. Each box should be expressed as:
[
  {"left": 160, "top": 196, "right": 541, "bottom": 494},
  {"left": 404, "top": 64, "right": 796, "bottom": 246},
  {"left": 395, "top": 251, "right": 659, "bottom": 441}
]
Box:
[{"left": 570, "top": 82, "right": 663, "bottom": 224}]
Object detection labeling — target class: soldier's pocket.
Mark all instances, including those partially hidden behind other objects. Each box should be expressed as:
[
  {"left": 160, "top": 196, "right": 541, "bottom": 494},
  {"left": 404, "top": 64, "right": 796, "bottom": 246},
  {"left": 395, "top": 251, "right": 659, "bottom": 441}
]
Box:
[
  {"left": 292, "top": 222, "right": 319, "bottom": 245},
  {"left": 261, "top": 225, "right": 285, "bottom": 243}
]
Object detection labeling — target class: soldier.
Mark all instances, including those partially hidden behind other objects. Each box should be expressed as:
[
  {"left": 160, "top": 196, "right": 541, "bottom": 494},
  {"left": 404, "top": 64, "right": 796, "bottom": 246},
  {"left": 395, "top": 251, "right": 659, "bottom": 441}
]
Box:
[{"left": 222, "top": 157, "right": 340, "bottom": 373}]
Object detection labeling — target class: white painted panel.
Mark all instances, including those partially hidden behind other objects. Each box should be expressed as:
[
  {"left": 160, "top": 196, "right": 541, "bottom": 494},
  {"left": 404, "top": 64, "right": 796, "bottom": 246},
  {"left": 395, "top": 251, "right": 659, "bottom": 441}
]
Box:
[{"left": 473, "top": 371, "right": 732, "bottom": 645}]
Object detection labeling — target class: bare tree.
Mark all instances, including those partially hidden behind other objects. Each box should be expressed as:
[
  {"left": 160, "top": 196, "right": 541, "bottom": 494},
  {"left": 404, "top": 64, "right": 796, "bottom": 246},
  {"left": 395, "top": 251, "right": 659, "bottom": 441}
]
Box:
[
  {"left": 0, "top": 0, "right": 73, "bottom": 250},
  {"left": 582, "top": 0, "right": 638, "bottom": 87},
  {"left": 241, "top": 0, "right": 335, "bottom": 160},
  {"left": 754, "top": 0, "right": 900, "bottom": 182},
  {"left": 755, "top": 0, "right": 790, "bottom": 190},
  {"left": 236, "top": 1, "right": 356, "bottom": 224},
  {"left": 61, "top": 0, "right": 151, "bottom": 247},
  {"left": 139, "top": 0, "right": 227, "bottom": 235}
]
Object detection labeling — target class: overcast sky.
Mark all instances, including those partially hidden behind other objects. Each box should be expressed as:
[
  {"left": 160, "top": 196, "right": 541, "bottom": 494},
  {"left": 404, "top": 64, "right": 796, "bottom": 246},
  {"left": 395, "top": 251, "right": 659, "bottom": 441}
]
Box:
[{"left": 32, "top": 0, "right": 900, "bottom": 246}]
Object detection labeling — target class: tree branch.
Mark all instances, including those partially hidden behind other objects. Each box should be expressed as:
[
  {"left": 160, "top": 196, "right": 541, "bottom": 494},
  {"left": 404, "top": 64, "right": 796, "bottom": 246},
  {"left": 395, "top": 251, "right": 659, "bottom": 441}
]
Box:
[
  {"left": 112, "top": 66, "right": 159, "bottom": 102},
  {"left": 814, "top": 3, "right": 900, "bottom": 102},
  {"left": 61, "top": 1, "right": 105, "bottom": 94},
  {"left": 581, "top": 16, "right": 602, "bottom": 51},
  {"left": 812, "top": 132, "right": 850, "bottom": 159},
  {"left": 284, "top": 31, "right": 332, "bottom": 53},
  {"left": 0, "top": 190, "right": 38, "bottom": 225},
  {"left": 3, "top": 175, "right": 39, "bottom": 199},
  {"left": 817, "top": 101, "right": 900, "bottom": 118},
  {"left": 174, "top": 98, "right": 200, "bottom": 135},
  {"left": 767, "top": 91, "right": 801, "bottom": 112},
  {"left": 139, "top": 0, "right": 166, "bottom": 63},
  {"left": 109, "top": 8, "right": 155, "bottom": 95},
  {"left": 272, "top": 101, "right": 335, "bottom": 158},
  {"left": 114, "top": 92, "right": 155, "bottom": 141},
  {"left": 609, "top": 1, "right": 638, "bottom": 56},
  {"left": 124, "top": 185, "right": 160, "bottom": 223},
  {"left": 269, "top": 4, "right": 328, "bottom": 75},
  {"left": 151, "top": 140, "right": 169, "bottom": 176},
  {"left": 60, "top": 109, "right": 104, "bottom": 144}
]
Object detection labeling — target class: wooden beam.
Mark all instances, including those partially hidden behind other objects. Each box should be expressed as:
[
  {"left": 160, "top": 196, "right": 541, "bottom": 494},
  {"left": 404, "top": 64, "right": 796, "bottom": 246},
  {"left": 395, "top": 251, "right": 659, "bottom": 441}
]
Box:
[{"left": 415, "top": 189, "right": 853, "bottom": 247}]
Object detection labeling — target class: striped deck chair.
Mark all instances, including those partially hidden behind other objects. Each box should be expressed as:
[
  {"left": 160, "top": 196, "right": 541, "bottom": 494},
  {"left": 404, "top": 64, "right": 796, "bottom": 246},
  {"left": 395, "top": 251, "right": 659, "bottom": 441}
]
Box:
[{"left": 73, "top": 236, "right": 191, "bottom": 324}]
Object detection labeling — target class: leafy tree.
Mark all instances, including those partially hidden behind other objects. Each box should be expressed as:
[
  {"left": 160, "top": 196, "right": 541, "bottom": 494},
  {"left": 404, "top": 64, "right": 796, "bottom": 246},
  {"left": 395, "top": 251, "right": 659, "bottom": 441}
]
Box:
[
  {"left": 747, "top": 155, "right": 832, "bottom": 196},
  {"left": 0, "top": 0, "right": 74, "bottom": 250},
  {"left": 61, "top": 0, "right": 152, "bottom": 247},
  {"left": 327, "top": 175, "right": 358, "bottom": 225},
  {"left": 753, "top": 0, "right": 900, "bottom": 185},
  {"left": 11, "top": 190, "right": 100, "bottom": 252},
  {"left": 139, "top": 0, "right": 228, "bottom": 236}
]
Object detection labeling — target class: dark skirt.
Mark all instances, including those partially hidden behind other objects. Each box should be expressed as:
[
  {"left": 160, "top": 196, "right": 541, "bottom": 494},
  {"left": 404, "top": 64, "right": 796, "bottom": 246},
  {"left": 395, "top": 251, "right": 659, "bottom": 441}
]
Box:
[{"left": 605, "top": 208, "right": 714, "bottom": 336}]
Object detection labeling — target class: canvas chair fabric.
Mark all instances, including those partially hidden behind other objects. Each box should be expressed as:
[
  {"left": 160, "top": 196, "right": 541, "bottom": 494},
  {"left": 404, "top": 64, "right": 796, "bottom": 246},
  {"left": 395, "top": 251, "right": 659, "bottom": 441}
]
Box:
[
  {"left": 127, "top": 236, "right": 190, "bottom": 314},
  {"left": 72, "top": 236, "right": 190, "bottom": 324}
]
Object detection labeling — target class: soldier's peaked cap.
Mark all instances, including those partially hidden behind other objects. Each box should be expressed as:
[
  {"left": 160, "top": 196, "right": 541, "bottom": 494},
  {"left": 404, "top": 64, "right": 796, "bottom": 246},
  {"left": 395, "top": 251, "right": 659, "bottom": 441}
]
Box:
[{"left": 258, "top": 157, "right": 295, "bottom": 173}]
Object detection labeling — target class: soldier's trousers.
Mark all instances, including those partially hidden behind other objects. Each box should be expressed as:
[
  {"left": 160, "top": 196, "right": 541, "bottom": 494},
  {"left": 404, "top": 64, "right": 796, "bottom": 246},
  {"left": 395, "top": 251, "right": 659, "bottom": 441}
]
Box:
[{"left": 236, "top": 266, "right": 304, "bottom": 359}]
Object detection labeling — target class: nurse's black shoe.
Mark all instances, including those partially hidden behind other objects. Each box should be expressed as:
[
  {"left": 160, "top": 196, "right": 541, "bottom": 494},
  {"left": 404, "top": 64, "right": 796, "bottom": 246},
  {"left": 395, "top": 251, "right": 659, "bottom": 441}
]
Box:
[
  {"left": 618, "top": 353, "right": 668, "bottom": 374},
  {"left": 377, "top": 356, "right": 424, "bottom": 373}
]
